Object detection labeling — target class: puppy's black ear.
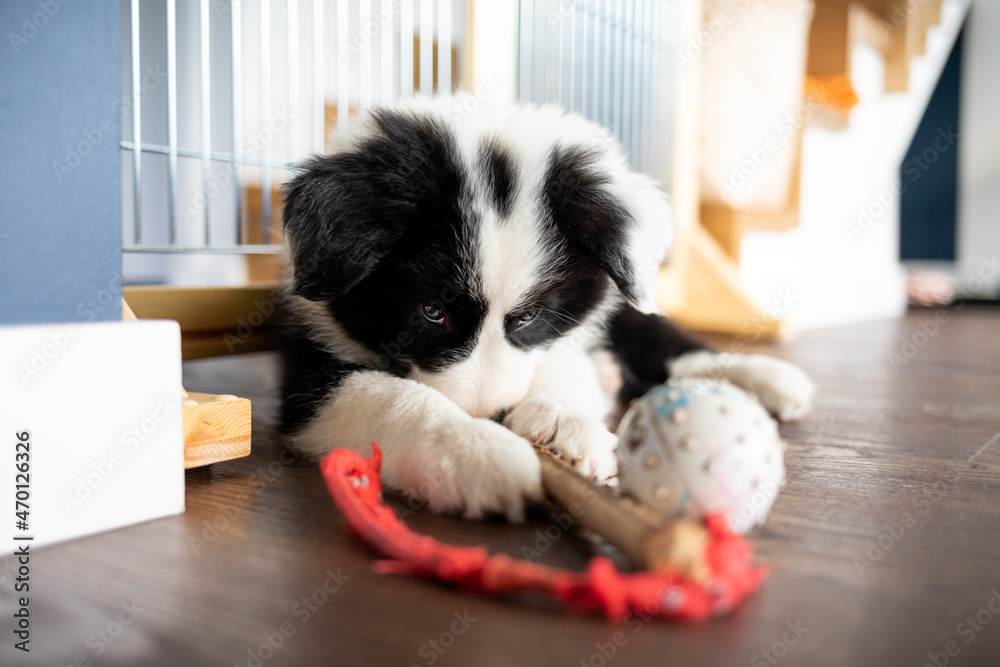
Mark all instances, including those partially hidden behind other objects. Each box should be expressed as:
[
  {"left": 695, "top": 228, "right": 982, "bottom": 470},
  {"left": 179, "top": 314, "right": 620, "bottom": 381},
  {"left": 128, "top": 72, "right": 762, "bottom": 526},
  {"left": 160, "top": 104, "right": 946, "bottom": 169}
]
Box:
[
  {"left": 543, "top": 144, "right": 672, "bottom": 313},
  {"left": 281, "top": 152, "right": 408, "bottom": 301},
  {"left": 282, "top": 110, "right": 462, "bottom": 301}
]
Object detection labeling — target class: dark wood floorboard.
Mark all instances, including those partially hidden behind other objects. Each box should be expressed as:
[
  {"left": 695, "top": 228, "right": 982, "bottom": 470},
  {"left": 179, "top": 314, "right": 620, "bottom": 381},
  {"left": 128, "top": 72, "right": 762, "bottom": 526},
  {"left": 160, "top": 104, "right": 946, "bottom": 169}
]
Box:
[{"left": 5, "top": 306, "right": 1000, "bottom": 667}]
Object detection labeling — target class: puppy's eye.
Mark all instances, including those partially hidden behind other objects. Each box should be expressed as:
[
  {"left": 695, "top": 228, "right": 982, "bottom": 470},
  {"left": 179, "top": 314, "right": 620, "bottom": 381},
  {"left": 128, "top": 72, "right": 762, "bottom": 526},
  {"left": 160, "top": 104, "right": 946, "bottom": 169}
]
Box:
[
  {"left": 420, "top": 303, "right": 445, "bottom": 325},
  {"left": 516, "top": 306, "right": 540, "bottom": 327}
]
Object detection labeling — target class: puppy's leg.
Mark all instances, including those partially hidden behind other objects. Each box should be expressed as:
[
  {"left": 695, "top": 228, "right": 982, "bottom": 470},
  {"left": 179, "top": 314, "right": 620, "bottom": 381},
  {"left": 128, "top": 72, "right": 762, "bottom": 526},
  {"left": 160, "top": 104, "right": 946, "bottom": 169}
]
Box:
[
  {"left": 607, "top": 304, "right": 705, "bottom": 403},
  {"left": 291, "top": 370, "right": 543, "bottom": 521},
  {"left": 669, "top": 350, "right": 815, "bottom": 421},
  {"left": 504, "top": 343, "right": 618, "bottom": 483},
  {"left": 608, "top": 304, "right": 815, "bottom": 421}
]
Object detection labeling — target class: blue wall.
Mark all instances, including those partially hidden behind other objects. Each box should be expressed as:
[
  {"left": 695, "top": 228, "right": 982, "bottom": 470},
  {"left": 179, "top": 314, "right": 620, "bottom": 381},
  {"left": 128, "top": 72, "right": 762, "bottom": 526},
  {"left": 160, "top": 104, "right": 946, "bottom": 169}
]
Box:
[{"left": 0, "top": 0, "right": 122, "bottom": 324}]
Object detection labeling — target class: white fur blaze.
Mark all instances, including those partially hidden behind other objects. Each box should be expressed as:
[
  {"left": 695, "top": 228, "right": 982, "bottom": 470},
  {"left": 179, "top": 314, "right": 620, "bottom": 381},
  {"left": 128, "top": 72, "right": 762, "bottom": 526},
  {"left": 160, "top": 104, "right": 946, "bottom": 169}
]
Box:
[{"left": 410, "top": 323, "right": 541, "bottom": 420}]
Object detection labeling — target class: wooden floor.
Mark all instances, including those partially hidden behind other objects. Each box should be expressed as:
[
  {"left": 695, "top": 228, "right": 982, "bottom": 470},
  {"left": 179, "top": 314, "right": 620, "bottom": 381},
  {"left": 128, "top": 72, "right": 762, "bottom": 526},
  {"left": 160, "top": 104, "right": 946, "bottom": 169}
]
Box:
[{"left": 8, "top": 306, "right": 1000, "bottom": 667}]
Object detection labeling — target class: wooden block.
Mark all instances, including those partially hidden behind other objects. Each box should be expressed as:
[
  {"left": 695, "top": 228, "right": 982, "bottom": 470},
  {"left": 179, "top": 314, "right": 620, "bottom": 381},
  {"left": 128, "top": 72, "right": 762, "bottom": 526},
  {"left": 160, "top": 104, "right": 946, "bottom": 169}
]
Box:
[{"left": 182, "top": 392, "right": 252, "bottom": 469}]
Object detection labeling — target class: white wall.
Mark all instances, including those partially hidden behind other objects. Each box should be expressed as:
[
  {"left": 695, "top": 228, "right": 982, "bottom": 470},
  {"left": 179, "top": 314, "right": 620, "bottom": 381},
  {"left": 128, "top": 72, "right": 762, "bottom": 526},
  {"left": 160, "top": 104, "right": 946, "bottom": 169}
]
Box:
[
  {"left": 738, "top": 1, "right": 971, "bottom": 331},
  {"left": 957, "top": 1, "right": 1000, "bottom": 297}
]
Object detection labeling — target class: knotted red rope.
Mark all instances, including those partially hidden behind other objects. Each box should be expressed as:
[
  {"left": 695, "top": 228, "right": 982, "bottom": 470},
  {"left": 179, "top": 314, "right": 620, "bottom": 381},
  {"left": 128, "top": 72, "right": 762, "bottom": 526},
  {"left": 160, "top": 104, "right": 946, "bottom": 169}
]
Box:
[{"left": 321, "top": 443, "right": 765, "bottom": 621}]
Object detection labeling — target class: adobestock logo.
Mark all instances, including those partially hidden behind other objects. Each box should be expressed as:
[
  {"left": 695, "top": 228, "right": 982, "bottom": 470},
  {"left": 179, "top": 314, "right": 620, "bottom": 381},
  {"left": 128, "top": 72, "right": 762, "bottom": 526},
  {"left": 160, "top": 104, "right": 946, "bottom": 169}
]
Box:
[
  {"left": 923, "top": 588, "right": 1000, "bottom": 667},
  {"left": 61, "top": 396, "right": 181, "bottom": 514},
  {"left": 373, "top": 284, "right": 461, "bottom": 370},
  {"left": 673, "top": 0, "right": 752, "bottom": 70},
  {"left": 576, "top": 582, "right": 682, "bottom": 667},
  {"left": 340, "top": 0, "right": 400, "bottom": 56},
  {"left": 181, "top": 109, "right": 292, "bottom": 223},
  {"left": 410, "top": 610, "right": 478, "bottom": 666},
  {"left": 223, "top": 297, "right": 276, "bottom": 352},
  {"left": 16, "top": 325, "right": 81, "bottom": 385},
  {"left": 750, "top": 620, "right": 810, "bottom": 666},
  {"left": 844, "top": 126, "right": 959, "bottom": 244}
]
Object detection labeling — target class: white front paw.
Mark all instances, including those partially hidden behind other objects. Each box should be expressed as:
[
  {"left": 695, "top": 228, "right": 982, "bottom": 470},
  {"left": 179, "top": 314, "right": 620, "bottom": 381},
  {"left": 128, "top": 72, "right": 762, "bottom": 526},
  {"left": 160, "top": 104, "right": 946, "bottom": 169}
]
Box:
[
  {"left": 504, "top": 396, "right": 618, "bottom": 483},
  {"left": 386, "top": 417, "right": 543, "bottom": 522},
  {"left": 670, "top": 350, "right": 815, "bottom": 421}
]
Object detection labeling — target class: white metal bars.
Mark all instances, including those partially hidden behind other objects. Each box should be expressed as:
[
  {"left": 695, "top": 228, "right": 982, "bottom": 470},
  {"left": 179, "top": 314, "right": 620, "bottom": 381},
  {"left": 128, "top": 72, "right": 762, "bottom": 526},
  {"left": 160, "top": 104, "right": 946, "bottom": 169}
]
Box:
[
  {"left": 122, "top": 0, "right": 460, "bottom": 255},
  {"left": 515, "top": 0, "right": 678, "bottom": 185}
]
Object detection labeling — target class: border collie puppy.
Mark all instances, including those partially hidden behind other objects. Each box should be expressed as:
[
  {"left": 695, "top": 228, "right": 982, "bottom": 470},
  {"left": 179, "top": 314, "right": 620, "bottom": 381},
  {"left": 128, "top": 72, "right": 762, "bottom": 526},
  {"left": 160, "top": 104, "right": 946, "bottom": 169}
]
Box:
[{"left": 278, "top": 97, "right": 814, "bottom": 521}]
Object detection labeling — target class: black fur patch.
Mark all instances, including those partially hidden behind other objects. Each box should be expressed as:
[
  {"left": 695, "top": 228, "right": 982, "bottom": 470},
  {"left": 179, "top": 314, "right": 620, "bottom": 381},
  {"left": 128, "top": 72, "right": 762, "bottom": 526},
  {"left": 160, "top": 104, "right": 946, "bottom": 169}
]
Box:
[
  {"left": 542, "top": 146, "right": 640, "bottom": 304},
  {"left": 330, "top": 262, "right": 487, "bottom": 374},
  {"left": 504, "top": 262, "right": 610, "bottom": 350},
  {"left": 478, "top": 138, "right": 517, "bottom": 218},
  {"left": 277, "top": 304, "right": 367, "bottom": 434},
  {"left": 281, "top": 110, "right": 467, "bottom": 302},
  {"left": 283, "top": 109, "right": 489, "bottom": 377},
  {"left": 606, "top": 303, "right": 705, "bottom": 402}
]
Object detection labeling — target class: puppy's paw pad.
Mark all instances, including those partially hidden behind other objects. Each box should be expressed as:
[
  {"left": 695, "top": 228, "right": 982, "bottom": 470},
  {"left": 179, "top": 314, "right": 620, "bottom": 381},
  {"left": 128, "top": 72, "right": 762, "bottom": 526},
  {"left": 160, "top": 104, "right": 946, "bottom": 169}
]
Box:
[{"left": 505, "top": 397, "right": 618, "bottom": 483}]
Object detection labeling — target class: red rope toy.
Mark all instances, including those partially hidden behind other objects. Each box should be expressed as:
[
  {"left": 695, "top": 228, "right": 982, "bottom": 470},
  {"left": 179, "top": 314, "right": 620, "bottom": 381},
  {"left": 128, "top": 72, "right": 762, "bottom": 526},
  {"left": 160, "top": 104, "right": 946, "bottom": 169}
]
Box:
[{"left": 321, "top": 443, "right": 766, "bottom": 621}]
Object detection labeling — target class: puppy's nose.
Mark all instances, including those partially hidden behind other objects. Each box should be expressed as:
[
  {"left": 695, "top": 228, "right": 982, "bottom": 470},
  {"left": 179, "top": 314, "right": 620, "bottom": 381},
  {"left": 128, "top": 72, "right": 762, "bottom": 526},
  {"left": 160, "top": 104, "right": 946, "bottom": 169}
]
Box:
[{"left": 491, "top": 409, "right": 508, "bottom": 424}]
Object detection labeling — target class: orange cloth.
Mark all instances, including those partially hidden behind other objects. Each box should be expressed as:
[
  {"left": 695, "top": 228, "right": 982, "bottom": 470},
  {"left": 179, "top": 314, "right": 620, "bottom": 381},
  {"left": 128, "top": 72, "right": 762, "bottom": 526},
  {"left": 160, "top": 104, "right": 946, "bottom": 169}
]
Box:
[{"left": 804, "top": 75, "right": 860, "bottom": 111}]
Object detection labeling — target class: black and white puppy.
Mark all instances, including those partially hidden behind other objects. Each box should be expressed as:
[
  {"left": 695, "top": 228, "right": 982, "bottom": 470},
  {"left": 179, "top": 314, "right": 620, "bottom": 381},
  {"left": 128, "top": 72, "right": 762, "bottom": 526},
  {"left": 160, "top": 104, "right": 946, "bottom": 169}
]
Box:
[{"left": 278, "top": 97, "right": 813, "bottom": 521}]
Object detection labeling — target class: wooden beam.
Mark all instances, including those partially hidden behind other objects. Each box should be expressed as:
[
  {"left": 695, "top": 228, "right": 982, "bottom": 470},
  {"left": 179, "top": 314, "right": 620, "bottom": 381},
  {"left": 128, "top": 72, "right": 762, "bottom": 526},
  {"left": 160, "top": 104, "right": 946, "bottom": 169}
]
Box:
[
  {"left": 882, "top": 0, "right": 936, "bottom": 92},
  {"left": 124, "top": 285, "right": 280, "bottom": 360},
  {"left": 658, "top": 225, "right": 788, "bottom": 341},
  {"left": 807, "top": 0, "right": 931, "bottom": 94},
  {"left": 807, "top": 0, "right": 853, "bottom": 79},
  {"left": 700, "top": 129, "right": 804, "bottom": 261},
  {"left": 849, "top": 2, "right": 891, "bottom": 54},
  {"left": 657, "top": 0, "right": 702, "bottom": 315},
  {"left": 182, "top": 392, "right": 252, "bottom": 469},
  {"left": 178, "top": 330, "right": 279, "bottom": 361},
  {"left": 124, "top": 285, "right": 278, "bottom": 332}
]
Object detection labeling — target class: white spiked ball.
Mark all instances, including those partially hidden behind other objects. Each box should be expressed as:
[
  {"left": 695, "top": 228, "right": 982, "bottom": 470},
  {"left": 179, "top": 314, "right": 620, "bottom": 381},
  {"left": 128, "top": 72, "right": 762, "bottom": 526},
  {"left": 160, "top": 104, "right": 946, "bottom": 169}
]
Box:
[{"left": 616, "top": 378, "right": 786, "bottom": 533}]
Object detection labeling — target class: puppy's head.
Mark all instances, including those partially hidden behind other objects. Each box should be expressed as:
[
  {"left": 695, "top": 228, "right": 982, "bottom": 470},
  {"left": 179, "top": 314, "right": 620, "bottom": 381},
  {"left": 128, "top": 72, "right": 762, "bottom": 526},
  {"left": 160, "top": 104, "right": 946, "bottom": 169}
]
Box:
[{"left": 283, "top": 99, "right": 672, "bottom": 418}]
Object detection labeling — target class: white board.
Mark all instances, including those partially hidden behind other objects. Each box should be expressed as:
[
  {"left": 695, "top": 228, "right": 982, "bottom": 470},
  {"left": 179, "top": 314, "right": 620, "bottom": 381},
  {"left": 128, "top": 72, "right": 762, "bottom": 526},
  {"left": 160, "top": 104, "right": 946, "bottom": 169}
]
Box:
[{"left": 0, "top": 320, "right": 185, "bottom": 555}]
